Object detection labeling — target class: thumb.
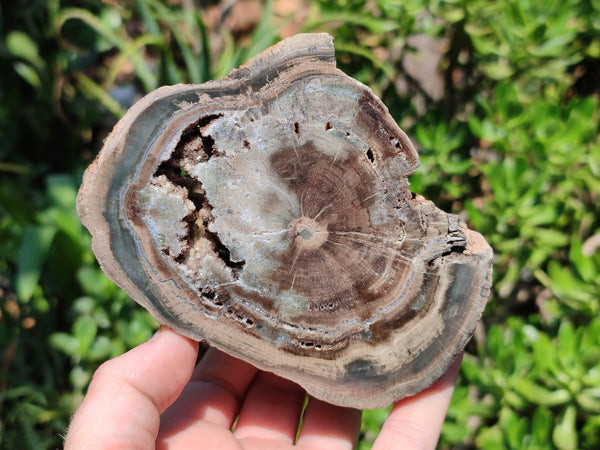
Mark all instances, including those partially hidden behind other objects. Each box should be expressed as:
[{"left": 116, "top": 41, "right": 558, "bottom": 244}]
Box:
[{"left": 64, "top": 326, "right": 198, "bottom": 449}]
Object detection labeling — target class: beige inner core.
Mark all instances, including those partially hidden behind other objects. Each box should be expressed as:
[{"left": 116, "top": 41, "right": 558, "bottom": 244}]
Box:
[{"left": 289, "top": 215, "right": 329, "bottom": 251}]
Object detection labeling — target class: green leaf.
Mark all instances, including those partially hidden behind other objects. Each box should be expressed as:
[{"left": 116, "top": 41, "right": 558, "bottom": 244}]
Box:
[
  {"left": 531, "top": 407, "right": 553, "bottom": 446},
  {"left": 557, "top": 321, "right": 578, "bottom": 361},
  {"left": 49, "top": 332, "right": 80, "bottom": 357},
  {"left": 12, "top": 62, "right": 42, "bottom": 88},
  {"left": 505, "top": 390, "right": 528, "bottom": 410},
  {"left": 545, "top": 261, "right": 594, "bottom": 304},
  {"left": 512, "top": 378, "right": 571, "bottom": 406},
  {"left": 73, "top": 316, "right": 98, "bottom": 355},
  {"left": 532, "top": 334, "right": 562, "bottom": 375},
  {"left": 16, "top": 225, "right": 57, "bottom": 302},
  {"left": 76, "top": 73, "right": 126, "bottom": 118},
  {"left": 483, "top": 61, "right": 515, "bottom": 80},
  {"left": 77, "top": 266, "right": 114, "bottom": 298},
  {"left": 5, "top": 30, "right": 45, "bottom": 69},
  {"left": 438, "top": 4, "right": 465, "bottom": 23},
  {"left": 105, "top": 33, "right": 165, "bottom": 88},
  {"left": 552, "top": 405, "right": 578, "bottom": 450},
  {"left": 569, "top": 237, "right": 598, "bottom": 283},
  {"left": 475, "top": 425, "right": 506, "bottom": 449},
  {"left": 69, "top": 366, "right": 91, "bottom": 390},
  {"left": 486, "top": 325, "right": 504, "bottom": 363},
  {"left": 586, "top": 39, "right": 600, "bottom": 57},
  {"left": 72, "top": 296, "right": 96, "bottom": 315},
  {"left": 118, "top": 311, "right": 157, "bottom": 347},
  {"left": 528, "top": 30, "right": 578, "bottom": 58},
  {"left": 135, "top": 0, "right": 161, "bottom": 36},
  {"left": 499, "top": 407, "right": 527, "bottom": 449},
  {"left": 441, "top": 421, "right": 469, "bottom": 444},
  {"left": 534, "top": 228, "right": 569, "bottom": 248},
  {"left": 470, "top": 34, "right": 502, "bottom": 56},
  {"left": 46, "top": 175, "right": 77, "bottom": 210},
  {"left": 461, "top": 354, "right": 486, "bottom": 385},
  {"left": 577, "top": 388, "right": 600, "bottom": 413},
  {"left": 333, "top": 42, "right": 396, "bottom": 81},
  {"left": 308, "top": 11, "right": 399, "bottom": 34},
  {"left": 88, "top": 336, "right": 112, "bottom": 361}
]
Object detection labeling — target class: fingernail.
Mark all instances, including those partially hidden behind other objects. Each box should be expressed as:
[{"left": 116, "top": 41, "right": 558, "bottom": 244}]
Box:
[{"left": 150, "top": 325, "right": 168, "bottom": 341}]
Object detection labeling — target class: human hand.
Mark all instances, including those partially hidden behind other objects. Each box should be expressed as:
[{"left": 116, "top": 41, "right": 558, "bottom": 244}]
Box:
[{"left": 64, "top": 326, "right": 461, "bottom": 449}]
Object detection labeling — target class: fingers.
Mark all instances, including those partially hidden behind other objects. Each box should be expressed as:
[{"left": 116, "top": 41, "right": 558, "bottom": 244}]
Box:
[
  {"left": 233, "top": 373, "right": 361, "bottom": 449},
  {"left": 64, "top": 326, "right": 199, "bottom": 450},
  {"left": 372, "top": 353, "right": 463, "bottom": 450},
  {"left": 159, "top": 347, "right": 359, "bottom": 449},
  {"left": 296, "top": 398, "right": 362, "bottom": 450},
  {"left": 233, "top": 372, "right": 307, "bottom": 445},
  {"left": 157, "top": 347, "right": 258, "bottom": 446}
]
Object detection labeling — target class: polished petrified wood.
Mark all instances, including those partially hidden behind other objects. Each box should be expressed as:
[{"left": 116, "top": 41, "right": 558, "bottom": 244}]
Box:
[{"left": 77, "top": 33, "right": 493, "bottom": 409}]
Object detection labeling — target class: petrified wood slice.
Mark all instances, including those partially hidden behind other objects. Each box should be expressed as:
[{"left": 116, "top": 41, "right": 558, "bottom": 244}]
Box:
[{"left": 77, "top": 33, "right": 493, "bottom": 409}]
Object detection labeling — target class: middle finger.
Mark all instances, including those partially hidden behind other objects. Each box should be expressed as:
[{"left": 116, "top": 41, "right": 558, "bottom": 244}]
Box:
[{"left": 233, "top": 371, "right": 307, "bottom": 445}]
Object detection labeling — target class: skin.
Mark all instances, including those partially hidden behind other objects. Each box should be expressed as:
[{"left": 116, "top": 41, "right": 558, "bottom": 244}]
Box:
[{"left": 64, "top": 326, "right": 462, "bottom": 450}]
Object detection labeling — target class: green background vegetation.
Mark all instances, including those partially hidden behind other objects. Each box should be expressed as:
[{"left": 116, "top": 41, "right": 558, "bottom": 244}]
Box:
[{"left": 1, "top": 0, "right": 599, "bottom": 448}]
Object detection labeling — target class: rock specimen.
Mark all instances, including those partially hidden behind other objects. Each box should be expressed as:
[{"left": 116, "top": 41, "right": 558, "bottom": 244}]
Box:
[{"left": 77, "top": 33, "right": 493, "bottom": 409}]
